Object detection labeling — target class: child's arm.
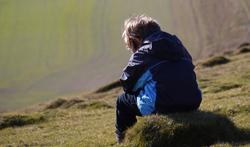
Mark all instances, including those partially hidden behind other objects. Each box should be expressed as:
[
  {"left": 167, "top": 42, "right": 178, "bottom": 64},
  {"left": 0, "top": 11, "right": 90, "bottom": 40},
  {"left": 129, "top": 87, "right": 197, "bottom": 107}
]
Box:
[{"left": 120, "top": 44, "right": 151, "bottom": 94}]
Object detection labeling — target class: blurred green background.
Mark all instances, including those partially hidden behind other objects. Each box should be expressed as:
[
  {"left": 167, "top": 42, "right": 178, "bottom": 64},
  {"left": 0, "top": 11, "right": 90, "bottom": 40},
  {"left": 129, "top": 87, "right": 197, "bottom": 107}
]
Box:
[{"left": 0, "top": 0, "right": 249, "bottom": 112}]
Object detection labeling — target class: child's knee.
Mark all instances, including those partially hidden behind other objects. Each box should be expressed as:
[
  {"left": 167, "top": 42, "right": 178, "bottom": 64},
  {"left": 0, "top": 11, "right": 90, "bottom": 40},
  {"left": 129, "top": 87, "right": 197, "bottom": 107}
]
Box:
[{"left": 116, "top": 93, "right": 126, "bottom": 109}]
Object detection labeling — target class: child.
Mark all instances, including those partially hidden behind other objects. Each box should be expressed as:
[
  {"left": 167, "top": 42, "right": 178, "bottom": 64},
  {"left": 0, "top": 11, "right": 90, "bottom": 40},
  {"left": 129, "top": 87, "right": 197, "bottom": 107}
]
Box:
[{"left": 116, "top": 15, "right": 202, "bottom": 143}]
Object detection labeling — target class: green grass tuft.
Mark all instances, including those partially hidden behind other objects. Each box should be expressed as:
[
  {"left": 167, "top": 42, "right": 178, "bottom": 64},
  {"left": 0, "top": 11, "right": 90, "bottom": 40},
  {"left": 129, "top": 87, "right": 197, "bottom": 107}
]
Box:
[
  {"left": 238, "top": 42, "right": 250, "bottom": 48},
  {"left": 0, "top": 114, "right": 45, "bottom": 129},
  {"left": 45, "top": 98, "right": 67, "bottom": 109},
  {"left": 125, "top": 112, "right": 250, "bottom": 147},
  {"left": 236, "top": 42, "right": 250, "bottom": 54},
  {"left": 77, "top": 101, "right": 113, "bottom": 110},
  {"left": 202, "top": 56, "right": 230, "bottom": 67},
  {"left": 238, "top": 48, "right": 250, "bottom": 54},
  {"left": 95, "top": 80, "right": 121, "bottom": 93},
  {"left": 45, "top": 98, "right": 84, "bottom": 109}
]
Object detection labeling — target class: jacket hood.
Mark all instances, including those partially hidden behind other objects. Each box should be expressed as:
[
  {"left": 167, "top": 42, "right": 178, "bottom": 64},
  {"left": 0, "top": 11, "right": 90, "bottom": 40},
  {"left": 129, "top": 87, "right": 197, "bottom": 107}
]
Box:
[{"left": 141, "top": 31, "right": 191, "bottom": 60}]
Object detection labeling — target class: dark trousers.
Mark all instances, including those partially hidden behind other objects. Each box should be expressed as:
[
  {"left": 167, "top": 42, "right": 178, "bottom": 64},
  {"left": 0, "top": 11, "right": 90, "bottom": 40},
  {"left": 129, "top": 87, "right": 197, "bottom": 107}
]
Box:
[
  {"left": 115, "top": 93, "right": 141, "bottom": 134},
  {"left": 115, "top": 93, "right": 201, "bottom": 135}
]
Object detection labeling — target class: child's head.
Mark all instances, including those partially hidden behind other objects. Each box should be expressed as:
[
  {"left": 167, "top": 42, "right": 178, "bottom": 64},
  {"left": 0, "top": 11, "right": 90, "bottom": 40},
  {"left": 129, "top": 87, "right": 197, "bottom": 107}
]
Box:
[{"left": 122, "top": 15, "right": 161, "bottom": 53}]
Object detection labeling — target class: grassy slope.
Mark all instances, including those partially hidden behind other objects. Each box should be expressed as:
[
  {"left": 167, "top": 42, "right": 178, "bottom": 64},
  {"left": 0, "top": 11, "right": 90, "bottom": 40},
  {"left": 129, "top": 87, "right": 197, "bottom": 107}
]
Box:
[
  {"left": 170, "top": 0, "right": 250, "bottom": 57},
  {"left": 0, "top": 0, "right": 96, "bottom": 111},
  {"left": 1, "top": 0, "right": 250, "bottom": 112},
  {"left": 0, "top": 51, "right": 249, "bottom": 146}
]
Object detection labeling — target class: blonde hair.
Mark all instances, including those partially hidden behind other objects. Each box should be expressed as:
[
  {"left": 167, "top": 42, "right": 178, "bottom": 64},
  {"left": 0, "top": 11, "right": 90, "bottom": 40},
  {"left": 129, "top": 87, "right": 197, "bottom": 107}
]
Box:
[{"left": 122, "top": 15, "right": 161, "bottom": 51}]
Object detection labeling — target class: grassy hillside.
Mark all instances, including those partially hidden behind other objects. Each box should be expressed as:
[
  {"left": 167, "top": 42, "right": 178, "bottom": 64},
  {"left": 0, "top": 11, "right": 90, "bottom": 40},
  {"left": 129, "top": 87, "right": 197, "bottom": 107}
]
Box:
[
  {"left": 0, "top": 0, "right": 171, "bottom": 112},
  {"left": 0, "top": 48, "right": 249, "bottom": 146},
  {"left": 0, "top": 0, "right": 250, "bottom": 112},
  {"left": 0, "top": 0, "right": 95, "bottom": 111}
]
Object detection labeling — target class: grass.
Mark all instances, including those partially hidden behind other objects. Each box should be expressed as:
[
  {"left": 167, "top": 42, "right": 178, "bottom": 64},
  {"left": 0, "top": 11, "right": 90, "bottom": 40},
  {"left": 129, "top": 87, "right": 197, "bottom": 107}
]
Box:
[
  {"left": 95, "top": 80, "right": 121, "bottom": 93},
  {"left": 201, "top": 56, "right": 230, "bottom": 67},
  {"left": 45, "top": 98, "right": 84, "bottom": 109},
  {"left": 236, "top": 42, "right": 250, "bottom": 54},
  {"left": 2, "top": 0, "right": 249, "bottom": 112},
  {"left": 0, "top": 113, "right": 45, "bottom": 130},
  {"left": 77, "top": 101, "right": 113, "bottom": 110},
  {"left": 0, "top": 0, "right": 96, "bottom": 112},
  {"left": 125, "top": 112, "right": 249, "bottom": 147},
  {"left": 0, "top": 51, "right": 249, "bottom": 146}
]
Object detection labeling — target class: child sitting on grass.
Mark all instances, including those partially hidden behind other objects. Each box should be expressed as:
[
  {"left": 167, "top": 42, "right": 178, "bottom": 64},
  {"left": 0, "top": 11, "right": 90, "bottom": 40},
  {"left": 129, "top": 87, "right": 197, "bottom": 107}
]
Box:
[{"left": 116, "top": 15, "right": 202, "bottom": 144}]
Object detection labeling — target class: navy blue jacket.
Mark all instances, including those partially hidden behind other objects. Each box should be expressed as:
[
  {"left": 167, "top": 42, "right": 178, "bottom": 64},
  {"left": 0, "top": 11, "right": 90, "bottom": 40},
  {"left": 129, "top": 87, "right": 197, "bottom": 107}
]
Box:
[{"left": 120, "top": 31, "right": 202, "bottom": 115}]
